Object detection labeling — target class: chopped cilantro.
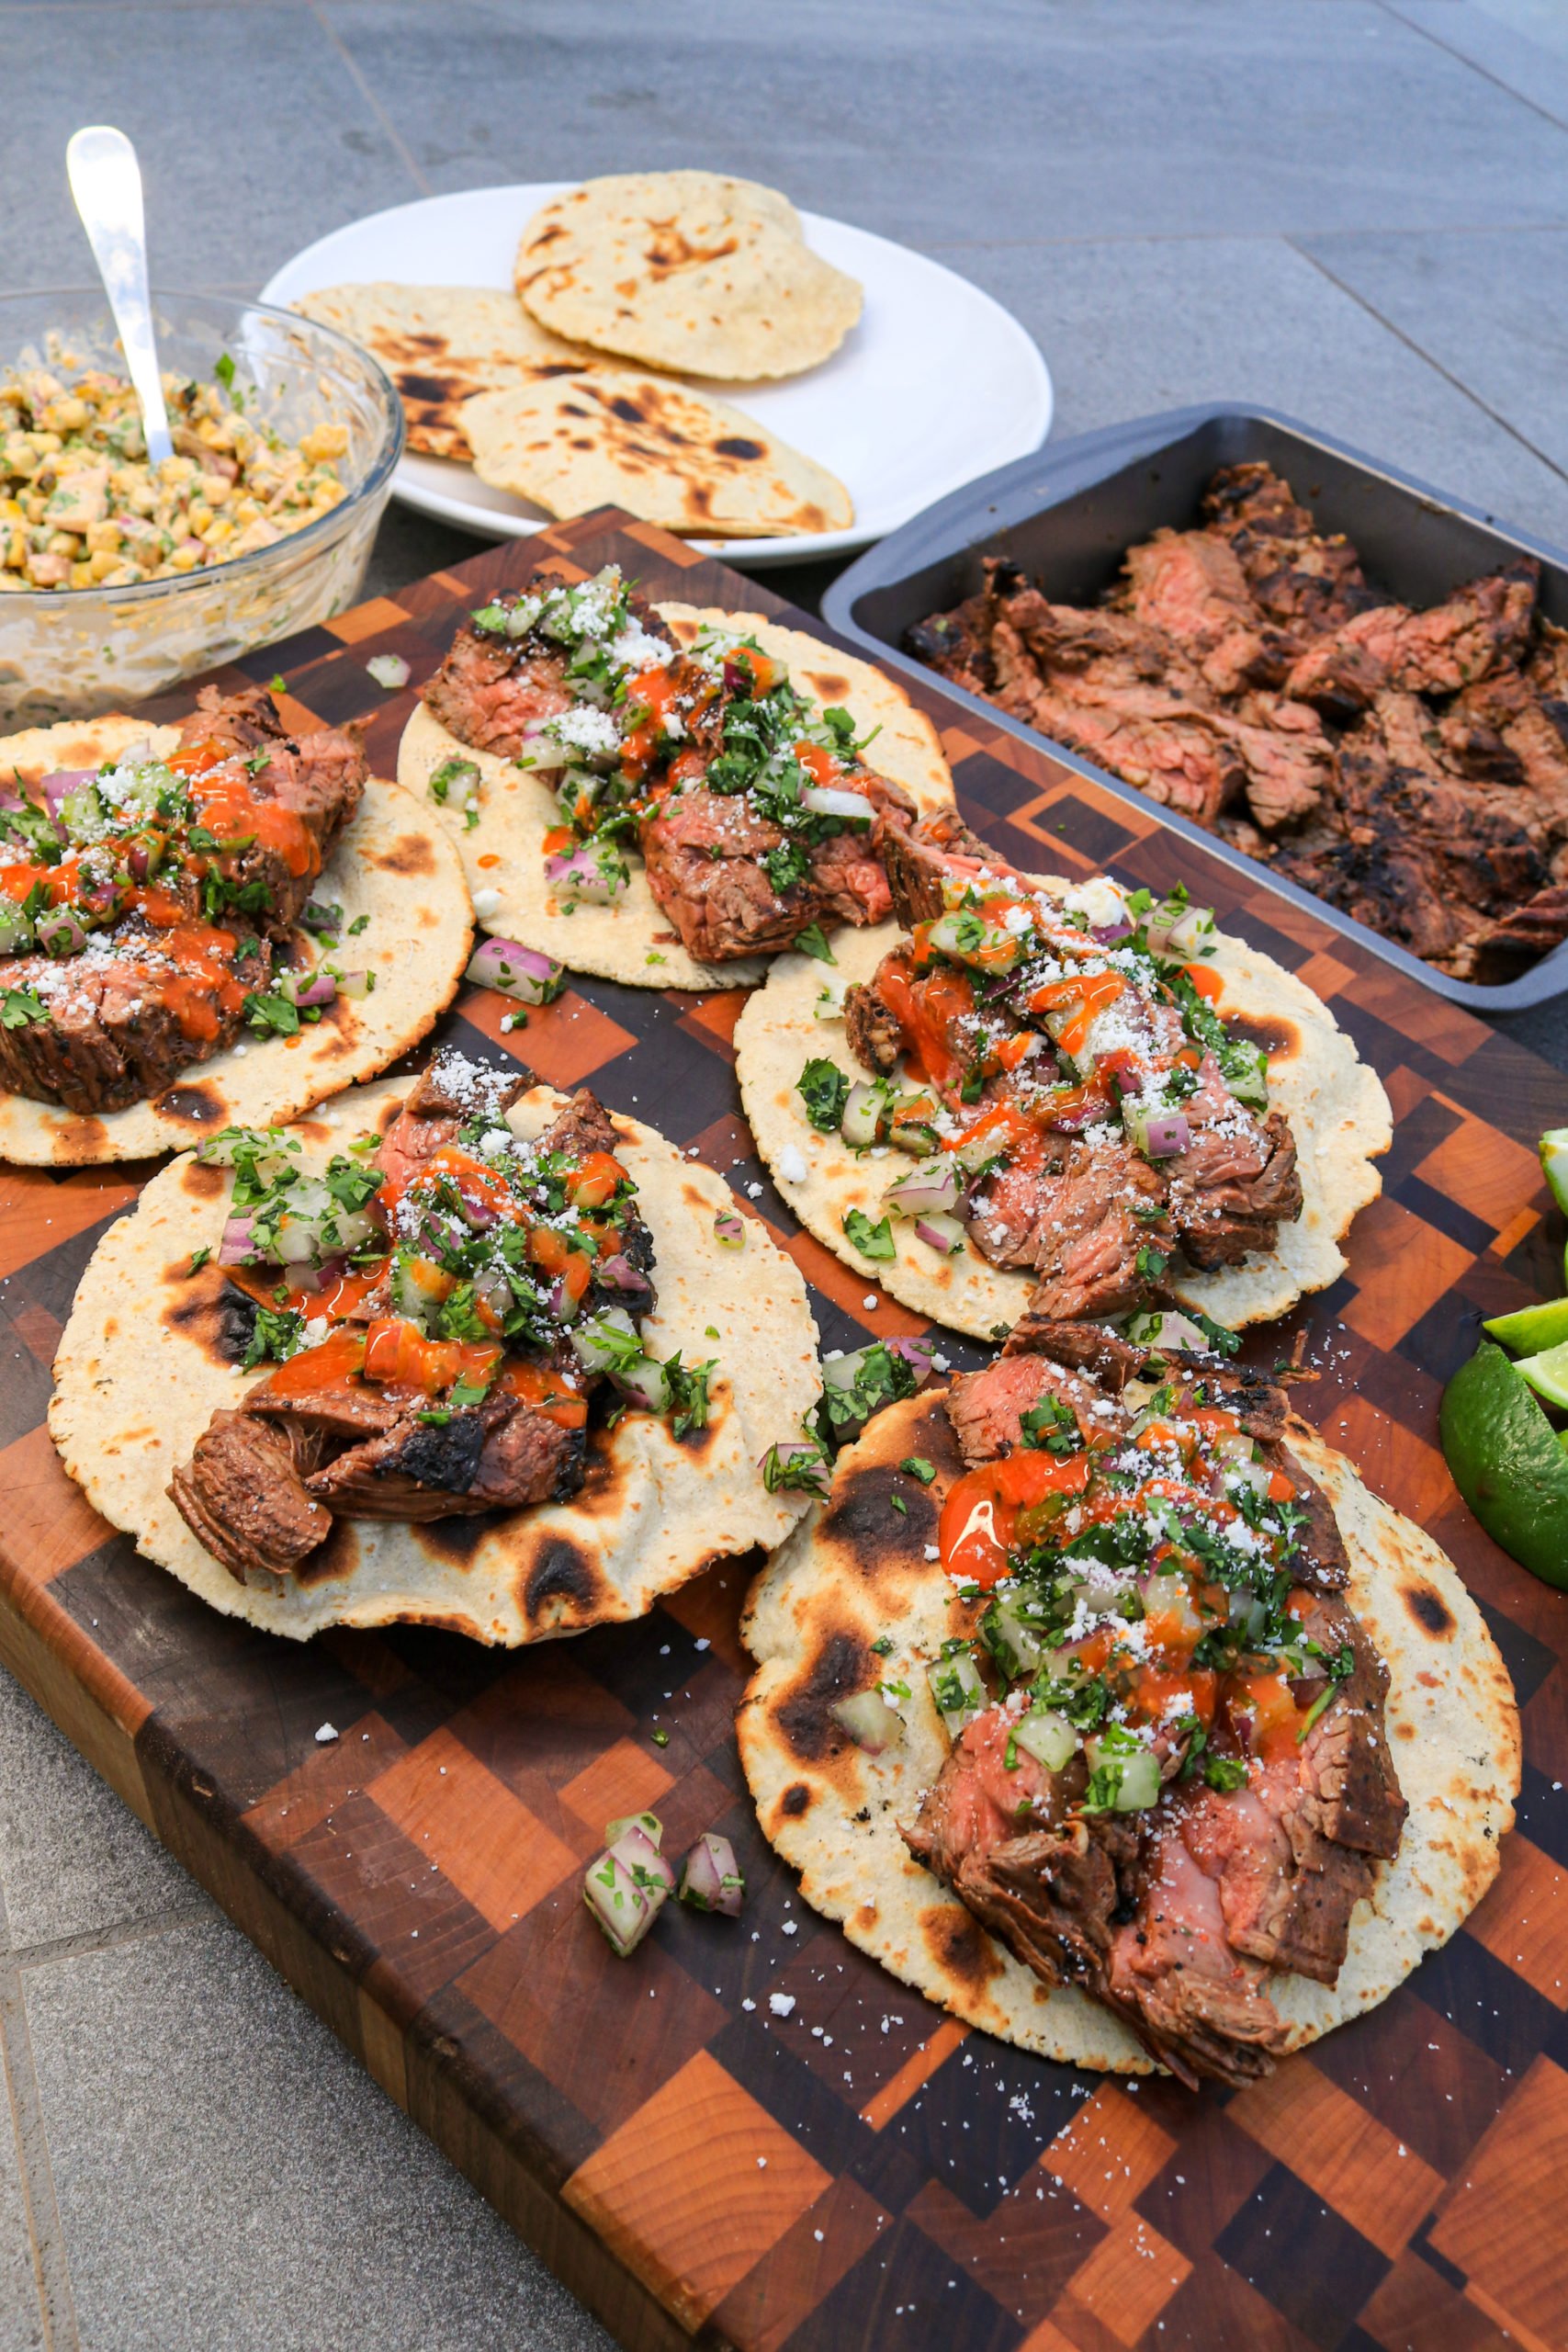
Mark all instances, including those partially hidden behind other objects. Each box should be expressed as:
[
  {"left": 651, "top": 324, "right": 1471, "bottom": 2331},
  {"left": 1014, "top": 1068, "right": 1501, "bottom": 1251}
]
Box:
[
  {"left": 1203, "top": 1755, "right": 1249, "bottom": 1792},
  {"left": 793, "top": 923, "right": 835, "bottom": 964},
  {"left": 899, "top": 1456, "right": 937, "bottom": 1485},
  {"left": 796, "top": 1057, "right": 850, "bottom": 1133},
  {"left": 187, "top": 1246, "right": 211, "bottom": 1274},
  {"left": 668, "top": 1354, "right": 717, "bottom": 1440},
  {"left": 241, "top": 1304, "right": 303, "bottom": 1372},
  {"left": 1134, "top": 1245, "right": 1168, "bottom": 1283},
  {"left": 347, "top": 911, "right": 371, "bottom": 936},
  {"left": 870, "top": 1636, "right": 894, "bottom": 1657},
  {"left": 650, "top": 1728, "right": 670, "bottom": 1748},
  {"left": 242, "top": 990, "right": 299, "bottom": 1037},
  {"left": 890, "top": 1492, "right": 908, "bottom": 1516},
  {"left": 843, "top": 1207, "right": 895, "bottom": 1261},
  {"left": 0, "top": 988, "right": 47, "bottom": 1029}
]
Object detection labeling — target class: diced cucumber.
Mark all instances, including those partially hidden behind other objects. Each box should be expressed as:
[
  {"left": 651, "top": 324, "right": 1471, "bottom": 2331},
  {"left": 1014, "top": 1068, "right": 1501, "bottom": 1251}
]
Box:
[
  {"left": 841, "top": 1080, "right": 890, "bottom": 1149},
  {"left": 927, "top": 1651, "right": 987, "bottom": 1737},
  {"left": 1013, "top": 1707, "right": 1077, "bottom": 1772}
]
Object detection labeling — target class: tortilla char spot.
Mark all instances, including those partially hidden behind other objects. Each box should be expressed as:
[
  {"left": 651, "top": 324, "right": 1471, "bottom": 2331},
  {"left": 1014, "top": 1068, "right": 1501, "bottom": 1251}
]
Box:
[
  {"left": 714, "top": 436, "right": 764, "bottom": 462},
  {"left": 399, "top": 372, "right": 466, "bottom": 405},
  {"left": 921, "top": 1901, "right": 1003, "bottom": 1992},
  {"left": 807, "top": 671, "right": 852, "bottom": 702},
  {"left": 54, "top": 1114, "right": 108, "bottom": 1153},
  {"left": 775, "top": 1628, "right": 872, "bottom": 1761},
  {"left": 181, "top": 1160, "right": 227, "bottom": 1199},
  {"left": 416, "top": 1508, "right": 508, "bottom": 1566},
  {"left": 164, "top": 1276, "right": 256, "bottom": 1367},
  {"left": 1225, "top": 1012, "right": 1298, "bottom": 1061},
  {"left": 523, "top": 1536, "right": 604, "bottom": 1626},
  {"left": 375, "top": 831, "right": 438, "bottom": 878},
  {"left": 823, "top": 1464, "right": 936, "bottom": 1565},
  {"left": 158, "top": 1082, "right": 224, "bottom": 1125},
  {"left": 781, "top": 1782, "right": 811, "bottom": 1817},
  {"left": 1404, "top": 1582, "right": 1456, "bottom": 1638},
  {"left": 293, "top": 1515, "right": 362, "bottom": 1588},
  {"left": 609, "top": 396, "right": 649, "bottom": 425}
]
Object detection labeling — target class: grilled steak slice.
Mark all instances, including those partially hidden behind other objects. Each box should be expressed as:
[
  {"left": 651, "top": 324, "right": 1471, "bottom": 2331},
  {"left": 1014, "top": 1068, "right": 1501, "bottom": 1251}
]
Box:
[
  {"left": 0, "top": 926, "right": 273, "bottom": 1114},
  {"left": 302, "top": 1394, "right": 584, "bottom": 1519},
  {"left": 1201, "top": 463, "right": 1378, "bottom": 634},
  {"left": 1283, "top": 564, "right": 1539, "bottom": 705},
  {"left": 843, "top": 976, "right": 904, "bottom": 1074},
  {"left": 373, "top": 1047, "right": 531, "bottom": 1191},
  {"left": 1164, "top": 1058, "right": 1302, "bottom": 1268},
  {"left": 168, "top": 1408, "right": 332, "bottom": 1582},
  {"left": 879, "top": 804, "right": 1001, "bottom": 927},
  {"left": 422, "top": 615, "right": 577, "bottom": 758},
  {"left": 945, "top": 1349, "right": 1106, "bottom": 1465},
  {"left": 179, "top": 684, "right": 367, "bottom": 874},
  {"left": 1452, "top": 884, "right": 1568, "bottom": 983},
  {"left": 998, "top": 1313, "right": 1146, "bottom": 1389},
  {"left": 1115, "top": 529, "right": 1295, "bottom": 695},
  {"left": 639, "top": 788, "right": 812, "bottom": 960},
  {"left": 1022, "top": 1139, "right": 1176, "bottom": 1321}
]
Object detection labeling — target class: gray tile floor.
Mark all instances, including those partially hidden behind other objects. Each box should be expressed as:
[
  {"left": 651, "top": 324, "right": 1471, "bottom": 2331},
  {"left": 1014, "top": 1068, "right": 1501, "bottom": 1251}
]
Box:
[{"left": 3, "top": 0, "right": 1567, "bottom": 2342}]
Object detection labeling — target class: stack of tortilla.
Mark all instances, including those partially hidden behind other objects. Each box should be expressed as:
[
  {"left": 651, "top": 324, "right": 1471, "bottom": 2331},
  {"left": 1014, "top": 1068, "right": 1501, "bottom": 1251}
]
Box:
[{"left": 295, "top": 169, "right": 861, "bottom": 539}]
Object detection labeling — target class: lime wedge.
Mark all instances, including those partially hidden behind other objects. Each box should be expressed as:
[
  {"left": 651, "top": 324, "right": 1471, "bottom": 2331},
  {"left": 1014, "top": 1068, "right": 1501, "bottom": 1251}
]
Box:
[
  {"left": 1441, "top": 1341, "right": 1568, "bottom": 1587},
  {"left": 1484, "top": 1295, "right": 1568, "bottom": 1352},
  {"left": 1516, "top": 1340, "right": 1568, "bottom": 1410},
  {"left": 1543, "top": 1127, "right": 1568, "bottom": 1217}
]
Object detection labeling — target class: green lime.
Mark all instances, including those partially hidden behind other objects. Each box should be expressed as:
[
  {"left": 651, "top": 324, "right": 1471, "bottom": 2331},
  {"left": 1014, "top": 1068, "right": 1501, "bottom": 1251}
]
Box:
[
  {"left": 1543, "top": 1127, "right": 1568, "bottom": 1218},
  {"left": 1484, "top": 1295, "right": 1568, "bottom": 1352},
  {"left": 1516, "top": 1340, "right": 1568, "bottom": 1409},
  {"left": 1441, "top": 1341, "right": 1568, "bottom": 1588}
]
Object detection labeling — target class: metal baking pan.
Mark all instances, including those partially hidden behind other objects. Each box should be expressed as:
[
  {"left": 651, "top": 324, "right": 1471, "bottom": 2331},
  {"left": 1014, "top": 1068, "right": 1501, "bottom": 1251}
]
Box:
[{"left": 822, "top": 402, "right": 1568, "bottom": 1012}]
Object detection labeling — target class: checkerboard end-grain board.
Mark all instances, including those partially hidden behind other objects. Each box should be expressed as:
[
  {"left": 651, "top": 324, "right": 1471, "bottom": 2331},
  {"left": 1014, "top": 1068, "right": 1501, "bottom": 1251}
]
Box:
[{"left": 4, "top": 510, "right": 1566, "bottom": 2352}]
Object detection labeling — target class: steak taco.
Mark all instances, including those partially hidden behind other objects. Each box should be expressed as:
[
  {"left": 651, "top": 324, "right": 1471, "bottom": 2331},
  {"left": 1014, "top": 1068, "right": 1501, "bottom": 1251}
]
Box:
[
  {"left": 739, "top": 1318, "right": 1518, "bottom": 2083},
  {"left": 0, "top": 688, "right": 471, "bottom": 1165},
  {"left": 397, "top": 564, "right": 953, "bottom": 992},
  {"left": 50, "top": 1045, "right": 821, "bottom": 1643},
  {"left": 735, "top": 807, "right": 1390, "bottom": 1333}
]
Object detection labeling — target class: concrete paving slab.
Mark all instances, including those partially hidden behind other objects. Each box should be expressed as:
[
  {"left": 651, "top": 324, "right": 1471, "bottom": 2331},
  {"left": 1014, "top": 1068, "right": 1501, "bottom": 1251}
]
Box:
[
  {"left": 1301, "top": 225, "right": 1568, "bottom": 479},
  {"left": 0, "top": 2066, "right": 43, "bottom": 2352},
  {"left": 322, "top": 0, "right": 1568, "bottom": 240},
  {"left": 0, "top": 1669, "right": 200, "bottom": 1957},
  {"left": 935, "top": 231, "right": 1568, "bottom": 546},
  {"left": 1385, "top": 0, "right": 1568, "bottom": 128},
  {"left": 22, "top": 1916, "right": 614, "bottom": 2352},
  {"left": 2, "top": 4, "right": 418, "bottom": 289}
]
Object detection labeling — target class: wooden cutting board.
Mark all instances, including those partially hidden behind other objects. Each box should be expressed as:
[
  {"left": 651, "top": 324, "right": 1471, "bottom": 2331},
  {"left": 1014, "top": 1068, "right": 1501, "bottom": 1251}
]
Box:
[{"left": 3, "top": 508, "right": 1565, "bottom": 2352}]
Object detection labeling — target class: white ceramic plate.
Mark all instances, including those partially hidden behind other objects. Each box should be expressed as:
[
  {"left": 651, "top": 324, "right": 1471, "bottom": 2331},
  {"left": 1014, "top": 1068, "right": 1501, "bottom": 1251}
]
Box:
[{"left": 260, "top": 183, "right": 1053, "bottom": 570}]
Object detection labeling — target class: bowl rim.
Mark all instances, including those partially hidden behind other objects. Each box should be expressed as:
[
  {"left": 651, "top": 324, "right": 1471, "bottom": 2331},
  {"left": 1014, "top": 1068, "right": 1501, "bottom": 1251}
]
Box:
[{"left": 0, "top": 286, "right": 406, "bottom": 608}]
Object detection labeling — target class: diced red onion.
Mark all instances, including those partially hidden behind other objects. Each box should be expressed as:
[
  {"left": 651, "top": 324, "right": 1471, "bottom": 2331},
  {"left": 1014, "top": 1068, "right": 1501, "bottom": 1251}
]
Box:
[
  {"left": 914, "top": 1211, "right": 966, "bottom": 1255},
  {"left": 606, "top": 1811, "right": 663, "bottom": 1848},
  {"left": 677, "top": 1832, "right": 745, "bottom": 1917},
  {"left": 1128, "top": 1107, "right": 1190, "bottom": 1159},
  {"left": 465, "top": 936, "right": 565, "bottom": 1006},
  {"left": 335, "top": 969, "right": 372, "bottom": 999},
  {"left": 831, "top": 1690, "right": 903, "bottom": 1754},
  {"left": 1091, "top": 915, "right": 1134, "bottom": 945},
  {"left": 126, "top": 842, "right": 150, "bottom": 882},
  {"left": 40, "top": 769, "right": 93, "bottom": 815},
  {"left": 36, "top": 906, "right": 86, "bottom": 956},
  {"left": 0, "top": 790, "right": 22, "bottom": 813},
  {"left": 583, "top": 1851, "right": 660, "bottom": 1958},
  {"left": 612, "top": 1353, "right": 672, "bottom": 1413},
  {"left": 723, "top": 659, "right": 750, "bottom": 695},
  {"left": 882, "top": 1159, "right": 960, "bottom": 1220},
  {"left": 366, "top": 653, "right": 410, "bottom": 690},
  {"left": 217, "top": 1215, "right": 254, "bottom": 1265},
  {"left": 596, "top": 1252, "right": 651, "bottom": 1296},
  {"left": 280, "top": 969, "right": 337, "bottom": 1009},
  {"left": 714, "top": 1209, "right": 745, "bottom": 1250},
  {"left": 608, "top": 1822, "right": 675, "bottom": 1899},
  {"left": 887, "top": 1335, "right": 936, "bottom": 1380},
  {"left": 800, "top": 784, "right": 875, "bottom": 822},
  {"left": 547, "top": 1276, "right": 581, "bottom": 1328},
  {"left": 544, "top": 844, "right": 626, "bottom": 904}
]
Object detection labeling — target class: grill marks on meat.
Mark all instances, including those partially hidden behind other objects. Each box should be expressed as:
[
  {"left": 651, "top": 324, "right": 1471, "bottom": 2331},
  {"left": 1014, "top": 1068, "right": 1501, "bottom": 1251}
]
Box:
[
  {"left": 168, "top": 1066, "right": 640, "bottom": 1583},
  {"left": 903, "top": 1335, "right": 1404, "bottom": 2086},
  {"left": 0, "top": 688, "right": 367, "bottom": 1115},
  {"left": 909, "top": 465, "right": 1568, "bottom": 977},
  {"left": 423, "top": 615, "right": 578, "bottom": 757}
]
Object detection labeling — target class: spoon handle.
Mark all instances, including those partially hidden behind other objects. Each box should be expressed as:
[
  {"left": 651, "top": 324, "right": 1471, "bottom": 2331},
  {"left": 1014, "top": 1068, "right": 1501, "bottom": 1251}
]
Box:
[{"left": 65, "top": 126, "right": 173, "bottom": 468}]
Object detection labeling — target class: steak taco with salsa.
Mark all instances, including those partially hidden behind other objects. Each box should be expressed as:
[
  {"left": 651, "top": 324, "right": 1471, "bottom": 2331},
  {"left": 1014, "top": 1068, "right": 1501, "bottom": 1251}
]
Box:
[
  {"left": 397, "top": 564, "right": 953, "bottom": 992},
  {"left": 734, "top": 807, "right": 1391, "bottom": 1334},
  {"left": 739, "top": 1317, "right": 1517, "bottom": 2083},
  {"left": 49, "top": 1044, "right": 821, "bottom": 1642},
  {"left": 0, "top": 686, "right": 470, "bottom": 1164}
]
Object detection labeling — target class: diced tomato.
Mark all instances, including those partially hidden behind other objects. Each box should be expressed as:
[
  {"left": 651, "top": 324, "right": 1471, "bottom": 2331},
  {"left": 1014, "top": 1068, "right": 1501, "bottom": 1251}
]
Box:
[
  {"left": 875, "top": 956, "right": 976, "bottom": 1093},
  {"left": 528, "top": 1224, "right": 593, "bottom": 1300},
  {"left": 1183, "top": 962, "right": 1224, "bottom": 1002},
  {"left": 938, "top": 1452, "right": 1092, "bottom": 1588},
  {"left": 726, "top": 645, "right": 778, "bottom": 695},
  {"left": 1230, "top": 1668, "right": 1303, "bottom": 1761},
  {"left": 794, "top": 741, "right": 841, "bottom": 786},
  {"left": 541, "top": 826, "right": 574, "bottom": 855},
  {"left": 564, "top": 1150, "right": 628, "bottom": 1210},
  {"left": 362, "top": 1317, "right": 502, "bottom": 1397}
]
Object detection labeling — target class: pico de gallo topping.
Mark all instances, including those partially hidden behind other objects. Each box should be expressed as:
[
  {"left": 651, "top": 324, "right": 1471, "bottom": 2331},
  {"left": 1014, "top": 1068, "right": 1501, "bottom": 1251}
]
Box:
[
  {"left": 0, "top": 735, "right": 367, "bottom": 1043},
  {"left": 930, "top": 1351, "right": 1353, "bottom": 1817},
  {"left": 464, "top": 566, "right": 885, "bottom": 915},
  {"left": 198, "top": 1080, "right": 714, "bottom": 1434}
]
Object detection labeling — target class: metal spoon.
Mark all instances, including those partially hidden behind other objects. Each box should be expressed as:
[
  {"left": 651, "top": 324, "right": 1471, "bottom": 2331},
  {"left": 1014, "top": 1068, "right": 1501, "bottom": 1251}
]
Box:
[{"left": 65, "top": 125, "right": 173, "bottom": 467}]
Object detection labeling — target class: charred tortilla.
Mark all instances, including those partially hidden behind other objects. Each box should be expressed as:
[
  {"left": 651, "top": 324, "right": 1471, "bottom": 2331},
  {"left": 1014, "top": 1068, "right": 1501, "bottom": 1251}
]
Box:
[
  {"left": 398, "top": 601, "right": 953, "bottom": 993},
  {"left": 735, "top": 893, "right": 1390, "bottom": 1335},
  {"left": 0, "top": 708, "right": 470, "bottom": 1166},
  {"left": 739, "top": 1386, "right": 1517, "bottom": 2075},
  {"left": 50, "top": 1072, "right": 822, "bottom": 1644}
]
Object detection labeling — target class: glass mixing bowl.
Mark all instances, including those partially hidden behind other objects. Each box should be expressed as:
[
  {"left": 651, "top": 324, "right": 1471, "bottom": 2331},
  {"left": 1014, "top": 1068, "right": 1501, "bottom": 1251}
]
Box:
[{"left": 0, "top": 288, "right": 404, "bottom": 725}]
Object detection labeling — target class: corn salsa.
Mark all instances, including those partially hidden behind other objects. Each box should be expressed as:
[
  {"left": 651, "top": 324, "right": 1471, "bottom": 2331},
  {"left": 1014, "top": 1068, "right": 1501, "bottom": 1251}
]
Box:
[{"left": 0, "top": 361, "right": 348, "bottom": 593}]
